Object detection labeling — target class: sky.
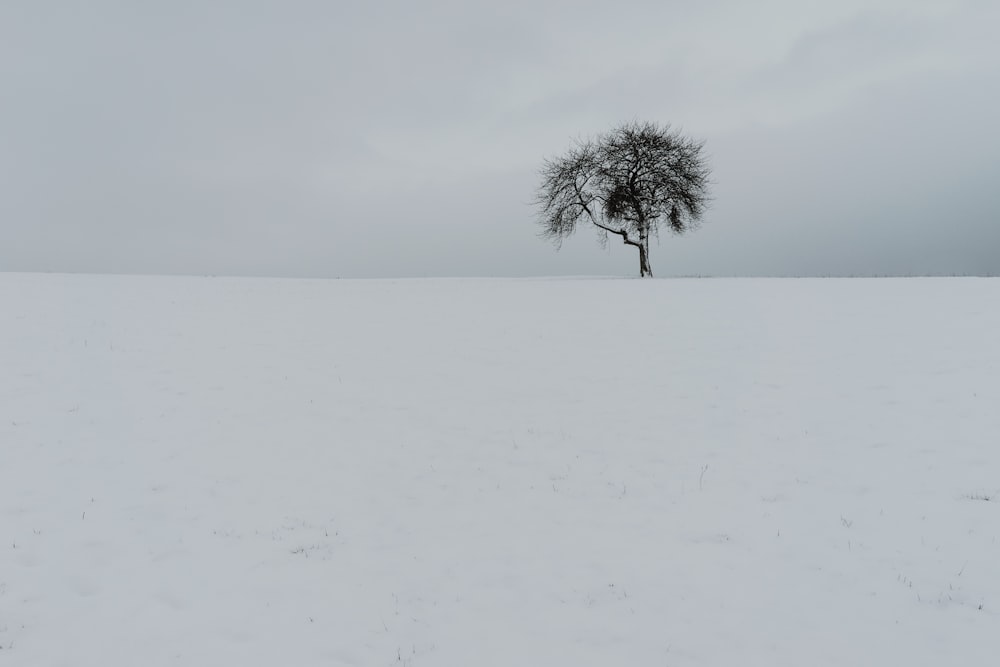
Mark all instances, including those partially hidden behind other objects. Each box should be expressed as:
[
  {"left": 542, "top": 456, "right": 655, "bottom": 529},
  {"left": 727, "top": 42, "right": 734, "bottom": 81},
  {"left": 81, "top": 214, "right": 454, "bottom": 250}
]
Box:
[{"left": 2, "top": 0, "right": 998, "bottom": 278}]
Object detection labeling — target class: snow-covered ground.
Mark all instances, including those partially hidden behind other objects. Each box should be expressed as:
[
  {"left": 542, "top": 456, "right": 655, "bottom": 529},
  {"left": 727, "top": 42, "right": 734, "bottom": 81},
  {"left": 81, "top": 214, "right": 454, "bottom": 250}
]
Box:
[{"left": 2, "top": 273, "right": 998, "bottom": 666}]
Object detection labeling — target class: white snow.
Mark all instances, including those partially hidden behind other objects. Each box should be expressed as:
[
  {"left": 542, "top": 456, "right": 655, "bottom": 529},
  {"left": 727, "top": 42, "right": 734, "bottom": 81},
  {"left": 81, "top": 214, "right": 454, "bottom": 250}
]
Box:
[{"left": 2, "top": 273, "right": 998, "bottom": 666}]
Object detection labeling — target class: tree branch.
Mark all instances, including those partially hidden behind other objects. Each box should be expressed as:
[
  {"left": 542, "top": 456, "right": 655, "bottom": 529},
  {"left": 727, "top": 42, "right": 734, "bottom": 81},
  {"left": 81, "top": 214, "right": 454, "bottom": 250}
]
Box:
[{"left": 591, "top": 218, "right": 641, "bottom": 248}]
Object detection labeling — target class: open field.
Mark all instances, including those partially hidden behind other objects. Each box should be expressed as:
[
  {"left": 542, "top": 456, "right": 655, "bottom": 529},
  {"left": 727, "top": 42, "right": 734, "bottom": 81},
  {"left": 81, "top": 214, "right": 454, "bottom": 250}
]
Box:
[{"left": 2, "top": 274, "right": 998, "bottom": 665}]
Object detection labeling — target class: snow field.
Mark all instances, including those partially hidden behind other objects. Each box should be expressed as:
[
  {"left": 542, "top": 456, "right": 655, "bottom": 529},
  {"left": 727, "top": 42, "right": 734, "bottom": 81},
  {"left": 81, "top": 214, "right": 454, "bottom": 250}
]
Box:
[{"left": 2, "top": 274, "right": 998, "bottom": 665}]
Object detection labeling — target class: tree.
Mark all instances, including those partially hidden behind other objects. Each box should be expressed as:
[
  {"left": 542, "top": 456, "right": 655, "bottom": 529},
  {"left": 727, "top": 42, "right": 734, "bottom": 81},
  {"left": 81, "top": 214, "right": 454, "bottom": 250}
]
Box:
[{"left": 535, "top": 121, "right": 711, "bottom": 277}]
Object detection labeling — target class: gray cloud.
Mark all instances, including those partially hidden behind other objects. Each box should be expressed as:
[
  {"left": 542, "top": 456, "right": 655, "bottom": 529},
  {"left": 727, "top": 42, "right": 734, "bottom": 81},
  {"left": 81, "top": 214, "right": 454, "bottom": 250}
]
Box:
[{"left": 1, "top": 0, "right": 997, "bottom": 277}]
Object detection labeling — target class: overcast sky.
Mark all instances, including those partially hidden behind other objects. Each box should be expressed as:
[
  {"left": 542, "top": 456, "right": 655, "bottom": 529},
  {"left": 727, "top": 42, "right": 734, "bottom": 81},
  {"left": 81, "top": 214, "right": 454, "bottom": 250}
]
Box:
[{"left": 2, "top": 0, "right": 998, "bottom": 277}]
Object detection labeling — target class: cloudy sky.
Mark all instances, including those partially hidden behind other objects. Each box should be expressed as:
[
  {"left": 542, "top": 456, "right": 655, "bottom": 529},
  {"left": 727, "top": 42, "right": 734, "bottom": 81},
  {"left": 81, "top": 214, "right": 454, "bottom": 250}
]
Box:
[{"left": 2, "top": 0, "right": 998, "bottom": 277}]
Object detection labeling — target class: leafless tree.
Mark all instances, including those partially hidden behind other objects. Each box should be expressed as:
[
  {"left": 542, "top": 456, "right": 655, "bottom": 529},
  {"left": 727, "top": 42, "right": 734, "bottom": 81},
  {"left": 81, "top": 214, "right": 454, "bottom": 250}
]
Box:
[{"left": 535, "top": 121, "right": 711, "bottom": 277}]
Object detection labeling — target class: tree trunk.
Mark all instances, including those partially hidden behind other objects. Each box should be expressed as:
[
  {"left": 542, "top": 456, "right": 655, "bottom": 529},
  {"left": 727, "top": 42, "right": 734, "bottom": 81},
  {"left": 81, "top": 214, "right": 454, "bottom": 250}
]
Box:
[
  {"left": 638, "top": 243, "right": 652, "bottom": 277},
  {"left": 638, "top": 226, "right": 652, "bottom": 277}
]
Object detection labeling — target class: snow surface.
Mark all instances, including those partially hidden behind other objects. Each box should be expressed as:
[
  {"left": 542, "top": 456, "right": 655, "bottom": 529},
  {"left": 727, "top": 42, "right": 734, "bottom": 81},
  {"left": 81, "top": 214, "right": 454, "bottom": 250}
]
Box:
[{"left": 2, "top": 273, "right": 999, "bottom": 666}]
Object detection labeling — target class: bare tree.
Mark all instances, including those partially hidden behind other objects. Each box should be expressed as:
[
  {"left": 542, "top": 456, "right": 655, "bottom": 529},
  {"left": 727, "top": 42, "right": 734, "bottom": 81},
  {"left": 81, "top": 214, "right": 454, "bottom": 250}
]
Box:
[{"left": 535, "top": 121, "right": 711, "bottom": 277}]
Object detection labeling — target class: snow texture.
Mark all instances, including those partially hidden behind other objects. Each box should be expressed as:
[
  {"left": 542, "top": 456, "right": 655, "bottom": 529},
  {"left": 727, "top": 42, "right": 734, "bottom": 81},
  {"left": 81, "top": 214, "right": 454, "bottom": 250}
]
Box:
[{"left": 2, "top": 274, "right": 998, "bottom": 666}]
